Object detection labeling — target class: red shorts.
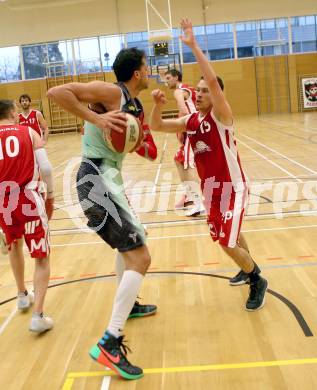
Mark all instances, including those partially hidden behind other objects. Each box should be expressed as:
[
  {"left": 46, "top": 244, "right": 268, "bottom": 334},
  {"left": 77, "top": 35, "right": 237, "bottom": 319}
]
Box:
[
  {"left": 0, "top": 189, "right": 50, "bottom": 258},
  {"left": 205, "top": 189, "right": 248, "bottom": 248},
  {"left": 174, "top": 137, "right": 195, "bottom": 169}
]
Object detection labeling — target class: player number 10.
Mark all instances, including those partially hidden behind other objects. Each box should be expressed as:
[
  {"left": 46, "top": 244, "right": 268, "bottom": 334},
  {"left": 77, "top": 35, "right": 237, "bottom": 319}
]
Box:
[{"left": 0, "top": 136, "right": 20, "bottom": 160}]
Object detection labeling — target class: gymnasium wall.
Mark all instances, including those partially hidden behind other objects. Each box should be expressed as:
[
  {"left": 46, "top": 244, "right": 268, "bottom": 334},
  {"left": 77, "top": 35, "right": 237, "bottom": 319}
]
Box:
[
  {"left": 1, "top": 52, "right": 316, "bottom": 127},
  {"left": 1, "top": 0, "right": 317, "bottom": 46}
]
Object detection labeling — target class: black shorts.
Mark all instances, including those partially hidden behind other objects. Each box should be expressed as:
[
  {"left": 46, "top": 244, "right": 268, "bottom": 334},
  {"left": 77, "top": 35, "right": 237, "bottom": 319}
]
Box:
[{"left": 76, "top": 158, "right": 146, "bottom": 252}]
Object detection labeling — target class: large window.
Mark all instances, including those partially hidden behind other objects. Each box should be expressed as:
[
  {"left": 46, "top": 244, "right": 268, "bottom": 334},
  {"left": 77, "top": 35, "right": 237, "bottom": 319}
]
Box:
[
  {"left": 291, "top": 15, "right": 317, "bottom": 53},
  {"left": 0, "top": 46, "right": 21, "bottom": 82},
  {"left": 73, "top": 37, "right": 102, "bottom": 74},
  {"left": 236, "top": 18, "right": 288, "bottom": 58},
  {"left": 22, "top": 41, "right": 72, "bottom": 79}
]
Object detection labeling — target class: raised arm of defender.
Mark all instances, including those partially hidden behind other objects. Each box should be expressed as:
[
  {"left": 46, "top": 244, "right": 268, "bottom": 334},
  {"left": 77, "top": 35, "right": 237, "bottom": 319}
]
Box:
[
  {"left": 180, "top": 18, "right": 233, "bottom": 126},
  {"left": 47, "top": 81, "right": 127, "bottom": 133}
]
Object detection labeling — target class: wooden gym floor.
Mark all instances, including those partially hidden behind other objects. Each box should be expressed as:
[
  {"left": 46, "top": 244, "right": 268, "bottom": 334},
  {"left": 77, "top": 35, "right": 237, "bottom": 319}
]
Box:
[{"left": 1, "top": 112, "right": 317, "bottom": 389}]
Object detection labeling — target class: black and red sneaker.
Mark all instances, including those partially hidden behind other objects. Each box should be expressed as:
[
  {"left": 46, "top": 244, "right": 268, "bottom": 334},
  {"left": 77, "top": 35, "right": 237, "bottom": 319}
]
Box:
[{"left": 89, "top": 331, "right": 143, "bottom": 380}]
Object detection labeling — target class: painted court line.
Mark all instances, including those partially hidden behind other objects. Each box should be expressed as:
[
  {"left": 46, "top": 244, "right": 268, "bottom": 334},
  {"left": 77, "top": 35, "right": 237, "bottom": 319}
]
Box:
[
  {"left": 152, "top": 134, "right": 168, "bottom": 193},
  {"left": 50, "top": 223, "right": 317, "bottom": 248},
  {"left": 100, "top": 371, "right": 111, "bottom": 390},
  {"left": 62, "top": 357, "right": 317, "bottom": 388},
  {"left": 240, "top": 133, "right": 317, "bottom": 175},
  {"left": 0, "top": 308, "right": 17, "bottom": 335},
  {"left": 236, "top": 138, "right": 302, "bottom": 183}
]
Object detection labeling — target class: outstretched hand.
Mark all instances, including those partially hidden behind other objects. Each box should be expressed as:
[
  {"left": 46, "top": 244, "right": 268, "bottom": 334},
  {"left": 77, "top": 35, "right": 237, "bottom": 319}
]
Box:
[
  {"left": 180, "top": 18, "right": 196, "bottom": 48},
  {"left": 151, "top": 89, "right": 167, "bottom": 105}
]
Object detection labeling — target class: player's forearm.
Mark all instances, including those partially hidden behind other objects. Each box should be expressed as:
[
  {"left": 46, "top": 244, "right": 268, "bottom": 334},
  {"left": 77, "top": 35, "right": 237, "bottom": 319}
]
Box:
[
  {"left": 42, "top": 126, "right": 49, "bottom": 142},
  {"left": 191, "top": 43, "right": 218, "bottom": 87},
  {"left": 150, "top": 105, "right": 185, "bottom": 133},
  {"left": 35, "top": 148, "right": 54, "bottom": 198},
  {"left": 136, "top": 128, "right": 157, "bottom": 160},
  {"left": 47, "top": 86, "right": 98, "bottom": 125},
  {"left": 149, "top": 104, "right": 164, "bottom": 131}
]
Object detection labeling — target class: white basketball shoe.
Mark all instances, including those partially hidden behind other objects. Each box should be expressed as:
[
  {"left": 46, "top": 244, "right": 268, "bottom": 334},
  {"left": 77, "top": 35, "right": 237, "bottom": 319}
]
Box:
[
  {"left": 17, "top": 290, "right": 34, "bottom": 311},
  {"left": 184, "top": 201, "right": 205, "bottom": 217},
  {"left": 29, "top": 313, "right": 54, "bottom": 333}
]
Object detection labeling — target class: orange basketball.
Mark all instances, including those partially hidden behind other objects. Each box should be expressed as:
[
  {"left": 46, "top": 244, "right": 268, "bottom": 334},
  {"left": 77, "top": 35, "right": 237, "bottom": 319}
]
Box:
[{"left": 107, "top": 113, "right": 144, "bottom": 153}]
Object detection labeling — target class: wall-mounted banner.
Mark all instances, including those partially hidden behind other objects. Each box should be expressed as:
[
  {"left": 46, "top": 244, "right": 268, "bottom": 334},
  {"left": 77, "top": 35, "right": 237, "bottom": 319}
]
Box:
[{"left": 302, "top": 78, "right": 317, "bottom": 108}]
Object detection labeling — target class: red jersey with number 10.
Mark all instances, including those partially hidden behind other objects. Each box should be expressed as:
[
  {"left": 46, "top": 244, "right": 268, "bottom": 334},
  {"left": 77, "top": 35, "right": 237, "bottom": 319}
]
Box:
[
  {"left": 186, "top": 110, "right": 247, "bottom": 195},
  {"left": 0, "top": 124, "right": 39, "bottom": 192},
  {"left": 19, "top": 110, "right": 42, "bottom": 137}
]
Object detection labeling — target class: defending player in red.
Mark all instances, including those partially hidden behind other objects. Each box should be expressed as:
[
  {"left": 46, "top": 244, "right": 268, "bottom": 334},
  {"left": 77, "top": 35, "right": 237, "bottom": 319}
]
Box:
[
  {"left": 149, "top": 19, "right": 267, "bottom": 311},
  {"left": 165, "top": 69, "right": 204, "bottom": 216},
  {"left": 0, "top": 99, "right": 54, "bottom": 332}
]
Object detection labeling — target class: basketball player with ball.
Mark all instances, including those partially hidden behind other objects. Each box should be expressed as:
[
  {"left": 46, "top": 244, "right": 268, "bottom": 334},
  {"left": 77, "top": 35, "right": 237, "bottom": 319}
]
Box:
[
  {"left": 47, "top": 48, "right": 156, "bottom": 380},
  {"left": 150, "top": 19, "right": 268, "bottom": 312}
]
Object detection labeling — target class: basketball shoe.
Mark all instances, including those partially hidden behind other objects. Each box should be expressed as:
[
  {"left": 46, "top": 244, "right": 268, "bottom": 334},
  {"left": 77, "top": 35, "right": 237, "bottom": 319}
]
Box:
[
  {"left": 229, "top": 263, "right": 261, "bottom": 286},
  {"left": 89, "top": 331, "right": 143, "bottom": 380},
  {"left": 175, "top": 194, "right": 194, "bottom": 209},
  {"left": 128, "top": 301, "right": 157, "bottom": 319},
  {"left": 29, "top": 313, "right": 54, "bottom": 333},
  {"left": 17, "top": 290, "right": 34, "bottom": 311},
  {"left": 245, "top": 277, "right": 268, "bottom": 311}
]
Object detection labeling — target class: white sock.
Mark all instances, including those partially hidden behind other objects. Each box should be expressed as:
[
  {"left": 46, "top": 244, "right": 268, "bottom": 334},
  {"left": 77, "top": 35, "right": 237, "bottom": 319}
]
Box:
[
  {"left": 184, "top": 183, "right": 191, "bottom": 198},
  {"left": 115, "top": 251, "right": 125, "bottom": 285},
  {"left": 107, "top": 270, "right": 143, "bottom": 338}
]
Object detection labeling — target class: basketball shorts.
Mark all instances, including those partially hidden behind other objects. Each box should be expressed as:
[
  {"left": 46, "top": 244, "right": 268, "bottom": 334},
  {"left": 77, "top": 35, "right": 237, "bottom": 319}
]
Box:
[
  {"left": 0, "top": 189, "right": 50, "bottom": 258},
  {"left": 76, "top": 158, "right": 146, "bottom": 253},
  {"left": 174, "top": 136, "right": 195, "bottom": 170},
  {"left": 205, "top": 188, "right": 248, "bottom": 248}
]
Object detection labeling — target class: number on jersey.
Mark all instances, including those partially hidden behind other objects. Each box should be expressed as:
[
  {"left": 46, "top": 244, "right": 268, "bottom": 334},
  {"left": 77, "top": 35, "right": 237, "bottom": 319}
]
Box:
[{"left": 0, "top": 136, "right": 20, "bottom": 160}]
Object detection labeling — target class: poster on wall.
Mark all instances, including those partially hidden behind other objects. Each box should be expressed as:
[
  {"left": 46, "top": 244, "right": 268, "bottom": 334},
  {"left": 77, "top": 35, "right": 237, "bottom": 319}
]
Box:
[{"left": 302, "top": 78, "right": 317, "bottom": 109}]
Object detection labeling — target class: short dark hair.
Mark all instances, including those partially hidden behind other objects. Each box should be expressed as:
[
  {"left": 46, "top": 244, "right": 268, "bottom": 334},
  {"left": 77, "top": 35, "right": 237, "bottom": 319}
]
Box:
[
  {"left": 0, "top": 100, "right": 16, "bottom": 120},
  {"left": 165, "top": 68, "right": 182, "bottom": 82},
  {"left": 201, "top": 76, "right": 224, "bottom": 91},
  {"left": 112, "top": 48, "right": 146, "bottom": 82},
  {"left": 19, "top": 94, "right": 31, "bottom": 103}
]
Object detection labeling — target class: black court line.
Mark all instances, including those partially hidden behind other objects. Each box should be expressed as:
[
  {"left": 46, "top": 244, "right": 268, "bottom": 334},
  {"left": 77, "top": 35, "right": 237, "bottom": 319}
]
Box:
[{"left": 0, "top": 271, "right": 313, "bottom": 337}]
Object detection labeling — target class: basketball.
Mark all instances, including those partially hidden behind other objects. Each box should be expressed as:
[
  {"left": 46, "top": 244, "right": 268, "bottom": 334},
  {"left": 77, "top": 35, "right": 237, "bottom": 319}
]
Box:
[{"left": 106, "top": 113, "right": 144, "bottom": 153}]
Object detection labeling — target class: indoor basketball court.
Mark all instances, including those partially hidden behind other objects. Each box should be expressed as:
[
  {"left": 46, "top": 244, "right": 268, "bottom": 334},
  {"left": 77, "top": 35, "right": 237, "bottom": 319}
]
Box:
[{"left": 1, "top": 1, "right": 317, "bottom": 389}]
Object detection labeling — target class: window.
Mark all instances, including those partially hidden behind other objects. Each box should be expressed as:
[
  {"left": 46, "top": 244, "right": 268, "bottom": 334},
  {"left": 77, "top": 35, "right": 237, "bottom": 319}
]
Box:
[
  {"left": 237, "top": 18, "right": 288, "bottom": 58},
  {"left": 126, "top": 31, "right": 149, "bottom": 54},
  {"left": 73, "top": 37, "right": 101, "bottom": 74},
  {"left": 215, "top": 24, "right": 225, "bottom": 33},
  {"left": 260, "top": 19, "right": 275, "bottom": 29},
  {"left": 291, "top": 15, "right": 317, "bottom": 53},
  {"left": 202, "top": 23, "right": 234, "bottom": 61},
  {"left": 22, "top": 41, "right": 71, "bottom": 79},
  {"left": 206, "top": 25, "right": 215, "bottom": 34},
  {"left": 99, "top": 35, "right": 124, "bottom": 71},
  {"left": 0, "top": 46, "right": 21, "bottom": 82},
  {"left": 193, "top": 26, "right": 205, "bottom": 35}
]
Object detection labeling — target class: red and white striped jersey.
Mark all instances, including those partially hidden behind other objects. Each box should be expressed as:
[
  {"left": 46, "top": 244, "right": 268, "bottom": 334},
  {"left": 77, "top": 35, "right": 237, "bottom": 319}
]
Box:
[
  {"left": 0, "top": 124, "right": 39, "bottom": 193},
  {"left": 186, "top": 110, "right": 247, "bottom": 195},
  {"left": 19, "top": 110, "right": 42, "bottom": 137},
  {"left": 179, "top": 83, "right": 196, "bottom": 114}
]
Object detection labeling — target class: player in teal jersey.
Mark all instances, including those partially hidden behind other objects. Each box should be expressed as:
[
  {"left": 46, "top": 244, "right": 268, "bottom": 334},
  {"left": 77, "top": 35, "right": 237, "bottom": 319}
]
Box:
[{"left": 47, "top": 48, "right": 156, "bottom": 380}]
